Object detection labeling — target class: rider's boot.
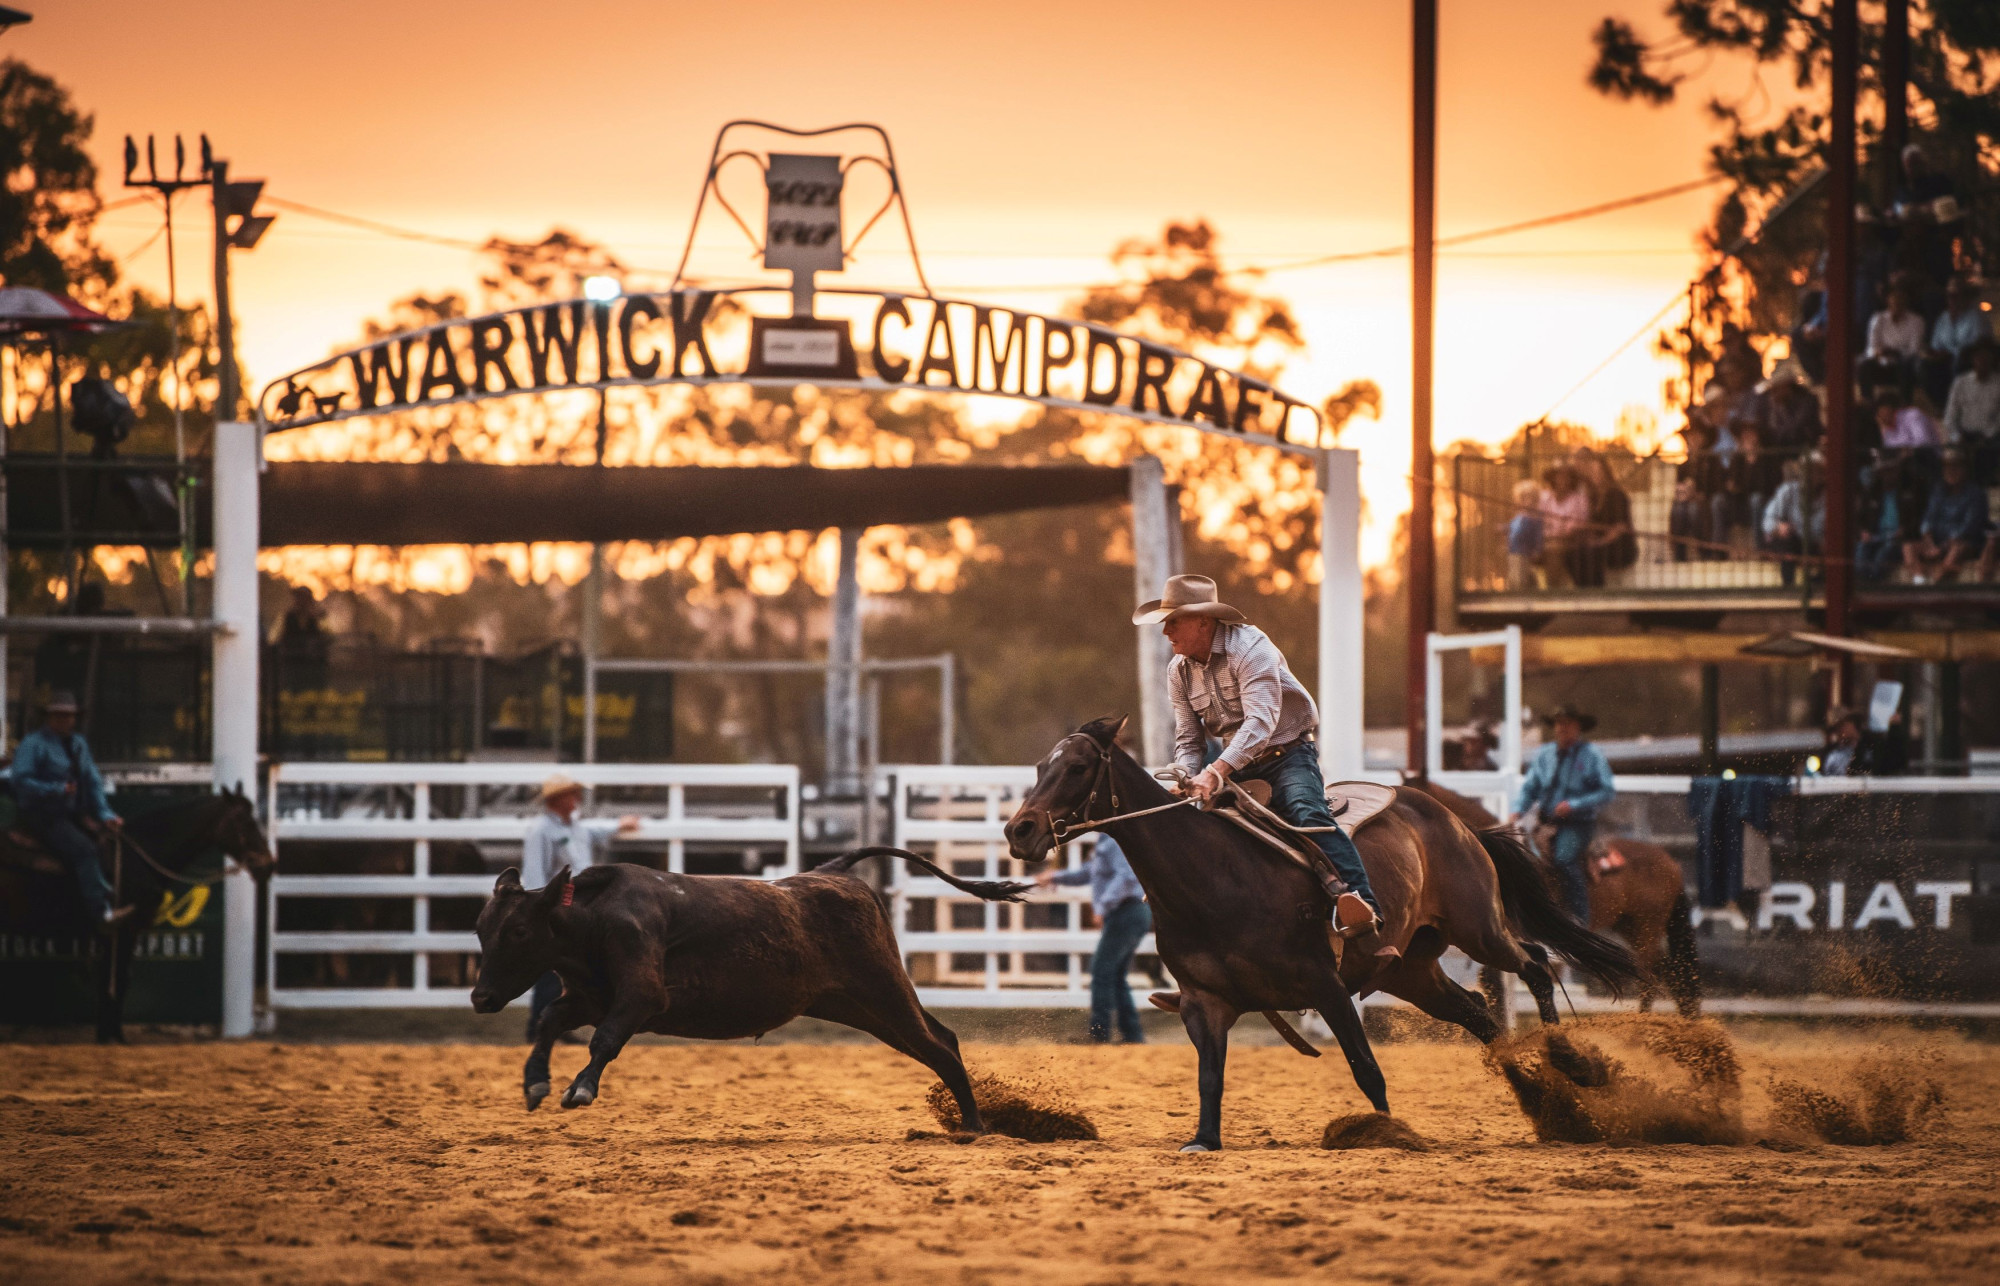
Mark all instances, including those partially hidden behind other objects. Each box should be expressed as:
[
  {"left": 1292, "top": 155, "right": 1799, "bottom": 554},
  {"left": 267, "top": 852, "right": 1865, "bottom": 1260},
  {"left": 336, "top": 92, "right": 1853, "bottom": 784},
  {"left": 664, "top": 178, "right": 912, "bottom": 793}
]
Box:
[{"left": 1334, "top": 891, "right": 1401, "bottom": 960}]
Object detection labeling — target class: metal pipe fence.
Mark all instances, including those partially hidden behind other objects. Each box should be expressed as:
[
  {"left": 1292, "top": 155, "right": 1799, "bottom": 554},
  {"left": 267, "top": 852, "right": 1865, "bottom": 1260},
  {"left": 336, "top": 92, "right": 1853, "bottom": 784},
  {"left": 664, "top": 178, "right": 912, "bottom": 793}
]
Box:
[{"left": 262, "top": 761, "right": 798, "bottom": 1011}]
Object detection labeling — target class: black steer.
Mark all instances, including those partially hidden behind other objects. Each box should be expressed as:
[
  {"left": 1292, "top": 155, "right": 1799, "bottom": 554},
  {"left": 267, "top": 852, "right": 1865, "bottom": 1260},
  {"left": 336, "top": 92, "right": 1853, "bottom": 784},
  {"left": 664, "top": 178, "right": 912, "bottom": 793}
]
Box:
[{"left": 470, "top": 846, "right": 1029, "bottom": 1131}]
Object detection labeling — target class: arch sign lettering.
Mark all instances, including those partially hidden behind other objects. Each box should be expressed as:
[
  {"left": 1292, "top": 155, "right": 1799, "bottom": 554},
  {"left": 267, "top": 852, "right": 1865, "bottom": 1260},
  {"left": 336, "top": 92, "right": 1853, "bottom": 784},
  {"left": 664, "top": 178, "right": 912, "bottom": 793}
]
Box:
[
  {"left": 260, "top": 287, "right": 1327, "bottom": 447},
  {"left": 258, "top": 121, "right": 1328, "bottom": 451}
]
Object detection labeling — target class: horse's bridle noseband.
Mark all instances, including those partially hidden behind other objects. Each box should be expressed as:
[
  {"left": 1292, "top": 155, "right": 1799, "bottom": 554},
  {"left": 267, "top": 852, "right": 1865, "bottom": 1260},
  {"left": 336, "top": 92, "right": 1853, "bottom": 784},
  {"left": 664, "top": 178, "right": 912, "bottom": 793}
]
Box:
[{"left": 1043, "top": 734, "right": 1120, "bottom": 845}]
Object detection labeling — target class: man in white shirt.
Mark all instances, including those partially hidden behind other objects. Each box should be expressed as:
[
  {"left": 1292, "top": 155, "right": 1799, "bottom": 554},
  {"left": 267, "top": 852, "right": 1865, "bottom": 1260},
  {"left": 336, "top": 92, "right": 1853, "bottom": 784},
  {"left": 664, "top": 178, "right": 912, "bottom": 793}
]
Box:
[
  {"left": 1864, "top": 277, "right": 1926, "bottom": 399},
  {"left": 518, "top": 773, "right": 639, "bottom": 1040},
  {"left": 1138, "top": 574, "right": 1394, "bottom": 958},
  {"left": 1944, "top": 337, "right": 2000, "bottom": 484}
]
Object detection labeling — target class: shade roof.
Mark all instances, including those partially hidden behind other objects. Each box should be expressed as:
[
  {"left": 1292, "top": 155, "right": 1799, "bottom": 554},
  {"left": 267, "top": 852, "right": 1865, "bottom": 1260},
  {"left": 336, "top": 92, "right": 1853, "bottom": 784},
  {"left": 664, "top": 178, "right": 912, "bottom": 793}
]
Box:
[{"left": 257, "top": 462, "right": 1131, "bottom": 546}]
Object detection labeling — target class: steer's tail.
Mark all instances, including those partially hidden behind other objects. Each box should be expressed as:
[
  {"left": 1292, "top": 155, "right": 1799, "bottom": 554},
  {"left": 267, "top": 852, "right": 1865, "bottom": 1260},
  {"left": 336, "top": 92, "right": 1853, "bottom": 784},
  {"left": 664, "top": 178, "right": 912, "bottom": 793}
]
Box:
[
  {"left": 1477, "top": 826, "right": 1643, "bottom": 999},
  {"left": 817, "top": 845, "right": 1032, "bottom": 903}
]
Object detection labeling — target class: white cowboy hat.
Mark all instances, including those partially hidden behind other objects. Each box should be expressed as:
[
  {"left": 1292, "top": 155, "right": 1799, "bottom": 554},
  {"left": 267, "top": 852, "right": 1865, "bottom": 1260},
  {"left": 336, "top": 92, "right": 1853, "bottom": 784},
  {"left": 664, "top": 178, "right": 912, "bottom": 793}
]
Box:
[
  {"left": 1133, "top": 574, "right": 1248, "bottom": 626},
  {"left": 538, "top": 772, "right": 586, "bottom": 803}
]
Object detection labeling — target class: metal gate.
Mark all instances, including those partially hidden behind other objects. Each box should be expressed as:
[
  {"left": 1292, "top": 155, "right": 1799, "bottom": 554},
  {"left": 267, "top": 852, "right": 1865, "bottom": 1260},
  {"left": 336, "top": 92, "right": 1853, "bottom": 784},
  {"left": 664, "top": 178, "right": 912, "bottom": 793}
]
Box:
[
  {"left": 263, "top": 762, "right": 798, "bottom": 1011},
  {"left": 883, "top": 765, "right": 1164, "bottom": 1008}
]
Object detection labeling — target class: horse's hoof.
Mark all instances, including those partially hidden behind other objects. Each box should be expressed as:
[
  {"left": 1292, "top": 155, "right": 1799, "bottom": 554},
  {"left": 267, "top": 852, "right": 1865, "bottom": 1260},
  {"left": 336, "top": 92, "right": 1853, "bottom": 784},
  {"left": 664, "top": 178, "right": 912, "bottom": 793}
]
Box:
[
  {"left": 560, "top": 1083, "right": 595, "bottom": 1110},
  {"left": 1178, "top": 1140, "right": 1218, "bottom": 1153},
  {"left": 524, "top": 1082, "right": 550, "bottom": 1112}
]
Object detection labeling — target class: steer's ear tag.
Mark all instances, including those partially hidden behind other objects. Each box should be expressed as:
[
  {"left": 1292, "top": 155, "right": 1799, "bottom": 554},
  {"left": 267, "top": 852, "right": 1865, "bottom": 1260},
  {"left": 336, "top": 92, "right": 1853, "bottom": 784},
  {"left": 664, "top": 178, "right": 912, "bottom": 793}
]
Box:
[{"left": 561, "top": 882, "right": 574, "bottom": 907}]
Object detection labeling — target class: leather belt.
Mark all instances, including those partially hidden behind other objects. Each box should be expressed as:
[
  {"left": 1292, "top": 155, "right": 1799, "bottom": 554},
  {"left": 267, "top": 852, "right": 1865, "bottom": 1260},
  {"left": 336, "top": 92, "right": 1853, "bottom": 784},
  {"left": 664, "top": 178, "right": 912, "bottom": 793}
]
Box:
[{"left": 1247, "top": 733, "right": 1313, "bottom": 768}]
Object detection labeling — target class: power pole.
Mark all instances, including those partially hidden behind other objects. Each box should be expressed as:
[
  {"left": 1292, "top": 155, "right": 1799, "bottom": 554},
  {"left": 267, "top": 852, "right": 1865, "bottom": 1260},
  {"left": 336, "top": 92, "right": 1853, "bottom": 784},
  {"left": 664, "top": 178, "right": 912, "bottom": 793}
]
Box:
[
  {"left": 1824, "top": 0, "right": 1858, "bottom": 661},
  {"left": 205, "top": 139, "right": 276, "bottom": 422},
  {"left": 1407, "top": 0, "right": 1439, "bottom": 774}
]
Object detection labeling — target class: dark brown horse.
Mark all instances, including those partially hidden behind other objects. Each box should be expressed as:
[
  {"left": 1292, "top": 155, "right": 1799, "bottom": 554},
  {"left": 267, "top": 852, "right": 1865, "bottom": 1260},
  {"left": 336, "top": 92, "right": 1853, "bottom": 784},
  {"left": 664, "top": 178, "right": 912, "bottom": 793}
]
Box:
[
  {"left": 0, "top": 787, "right": 273, "bottom": 1041},
  {"left": 1004, "top": 719, "right": 1640, "bottom": 1152},
  {"left": 1411, "top": 778, "right": 1700, "bottom": 1015}
]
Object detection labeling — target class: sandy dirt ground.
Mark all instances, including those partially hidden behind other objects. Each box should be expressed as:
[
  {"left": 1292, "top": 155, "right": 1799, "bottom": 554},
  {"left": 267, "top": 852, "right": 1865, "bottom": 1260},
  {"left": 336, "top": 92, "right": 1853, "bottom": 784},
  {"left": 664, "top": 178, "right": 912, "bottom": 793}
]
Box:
[{"left": 2, "top": 1024, "right": 1997, "bottom": 1284}]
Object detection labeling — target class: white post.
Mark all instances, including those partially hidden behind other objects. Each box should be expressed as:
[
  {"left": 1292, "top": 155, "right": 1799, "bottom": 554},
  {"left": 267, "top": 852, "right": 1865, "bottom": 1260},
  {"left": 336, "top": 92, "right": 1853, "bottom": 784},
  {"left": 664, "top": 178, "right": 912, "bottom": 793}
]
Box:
[
  {"left": 824, "top": 528, "right": 862, "bottom": 796},
  {"left": 1501, "top": 625, "right": 1523, "bottom": 781},
  {"left": 212, "top": 420, "right": 260, "bottom": 1038},
  {"left": 581, "top": 544, "right": 602, "bottom": 763},
  {"left": 1425, "top": 635, "right": 1445, "bottom": 778},
  {"left": 1129, "top": 456, "right": 1174, "bottom": 767},
  {"left": 1316, "top": 449, "right": 1365, "bottom": 781}
]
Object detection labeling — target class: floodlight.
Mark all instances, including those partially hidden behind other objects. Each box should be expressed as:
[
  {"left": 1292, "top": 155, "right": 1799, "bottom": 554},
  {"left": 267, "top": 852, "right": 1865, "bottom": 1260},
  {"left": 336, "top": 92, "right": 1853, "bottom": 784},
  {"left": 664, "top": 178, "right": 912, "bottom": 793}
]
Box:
[{"left": 582, "top": 275, "right": 622, "bottom": 302}]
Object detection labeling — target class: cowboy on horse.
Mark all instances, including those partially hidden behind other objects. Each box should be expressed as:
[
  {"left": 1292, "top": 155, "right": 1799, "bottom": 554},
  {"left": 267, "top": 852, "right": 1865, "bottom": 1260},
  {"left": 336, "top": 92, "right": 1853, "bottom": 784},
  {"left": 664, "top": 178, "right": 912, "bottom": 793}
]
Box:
[
  {"left": 1136, "top": 574, "right": 1394, "bottom": 958},
  {"left": 9, "top": 691, "right": 134, "bottom": 931}
]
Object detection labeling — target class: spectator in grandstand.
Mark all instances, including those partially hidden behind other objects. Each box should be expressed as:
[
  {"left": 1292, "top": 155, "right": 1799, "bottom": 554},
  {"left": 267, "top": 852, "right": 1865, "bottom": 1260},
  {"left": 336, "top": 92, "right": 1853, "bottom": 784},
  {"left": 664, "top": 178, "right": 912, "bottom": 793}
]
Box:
[
  {"left": 1569, "top": 449, "right": 1635, "bottom": 588},
  {"left": 1671, "top": 421, "right": 1727, "bottom": 562},
  {"left": 1505, "top": 477, "right": 1544, "bottom": 590},
  {"left": 1537, "top": 465, "right": 1591, "bottom": 588},
  {"left": 1943, "top": 336, "right": 2000, "bottom": 484},
  {"left": 1790, "top": 262, "right": 1828, "bottom": 383},
  {"left": 1762, "top": 453, "right": 1825, "bottom": 586},
  {"left": 1905, "top": 448, "right": 1994, "bottom": 584},
  {"left": 1873, "top": 389, "right": 1941, "bottom": 453},
  {"left": 518, "top": 773, "right": 640, "bottom": 1042},
  {"left": 1863, "top": 275, "right": 1925, "bottom": 400},
  {"left": 1513, "top": 705, "right": 1614, "bottom": 922},
  {"left": 1036, "top": 834, "right": 1150, "bottom": 1044},
  {"left": 1856, "top": 450, "right": 1927, "bottom": 582},
  {"left": 1722, "top": 425, "right": 1782, "bottom": 552},
  {"left": 1887, "top": 145, "right": 1961, "bottom": 316},
  {"left": 1694, "top": 340, "right": 1764, "bottom": 459},
  {"left": 1922, "top": 276, "right": 1993, "bottom": 404},
  {"left": 1761, "top": 363, "right": 1824, "bottom": 453}
]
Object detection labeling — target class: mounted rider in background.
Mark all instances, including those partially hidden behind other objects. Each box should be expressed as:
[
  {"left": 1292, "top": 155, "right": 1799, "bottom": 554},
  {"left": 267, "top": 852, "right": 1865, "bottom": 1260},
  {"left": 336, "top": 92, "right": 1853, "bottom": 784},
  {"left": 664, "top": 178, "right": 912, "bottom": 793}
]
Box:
[
  {"left": 1136, "top": 574, "right": 1395, "bottom": 958},
  {"left": 10, "top": 692, "right": 133, "bottom": 931},
  {"left": 1513, "top": 704, "right": 1615, "bottom": 922}
]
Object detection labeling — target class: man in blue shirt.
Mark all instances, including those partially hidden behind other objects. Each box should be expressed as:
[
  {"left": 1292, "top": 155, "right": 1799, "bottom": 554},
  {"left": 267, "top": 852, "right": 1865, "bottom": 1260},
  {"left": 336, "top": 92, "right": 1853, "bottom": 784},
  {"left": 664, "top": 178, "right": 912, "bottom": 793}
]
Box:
[
  {"left": 1036, "top": 834, "right": 1149, "bottom": 1044},
  {"left": 10, "top": 692, "right": 132, "bottom": 930},
  {"left": 1513, "top": 704, "right": 1615, "bottom": 923}
]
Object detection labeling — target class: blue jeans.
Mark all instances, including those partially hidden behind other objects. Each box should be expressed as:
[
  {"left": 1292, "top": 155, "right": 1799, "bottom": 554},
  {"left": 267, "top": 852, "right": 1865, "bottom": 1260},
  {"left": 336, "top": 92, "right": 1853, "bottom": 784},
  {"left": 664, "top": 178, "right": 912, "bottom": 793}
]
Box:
[
  {"left": 21, "top": 804, "right": 111, "bottom": 921},
  {"left": 1546, "top": 822, "right": 1594, "bottom": 923},
  {"left": 1089, "top": 898, "right": 1151, "bottom": 1043},
  {"left": 1233, "top": 740, "right": 1381, "bottom": 916}
]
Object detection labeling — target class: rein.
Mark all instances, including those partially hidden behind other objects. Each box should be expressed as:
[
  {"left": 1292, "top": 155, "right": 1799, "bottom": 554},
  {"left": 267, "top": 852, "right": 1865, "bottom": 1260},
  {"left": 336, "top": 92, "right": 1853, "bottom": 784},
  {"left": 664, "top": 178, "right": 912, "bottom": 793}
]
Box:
[
  {"left": 1047, "top": 736, "right": 1196, "bottom": 842},
  {"left": 111, "top": 829, "right": 232, "bottom": 894}
]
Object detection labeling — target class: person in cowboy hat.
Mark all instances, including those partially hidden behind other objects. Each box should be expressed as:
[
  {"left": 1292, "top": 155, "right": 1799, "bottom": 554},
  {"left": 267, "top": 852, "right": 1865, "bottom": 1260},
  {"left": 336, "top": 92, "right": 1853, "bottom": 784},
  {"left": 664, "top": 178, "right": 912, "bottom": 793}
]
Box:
[
  {"left": 518, "top": 773, "right": 640, "bottom": 1041},
  {"left": 1135, "top": 574, "right": 1393, "bottom": 956},
  {"left": 1512, "top": 704, "right": 1615, "bottom": 922},
  {"left": 9, "top": 692, "right": 133, "bottom": 931}
]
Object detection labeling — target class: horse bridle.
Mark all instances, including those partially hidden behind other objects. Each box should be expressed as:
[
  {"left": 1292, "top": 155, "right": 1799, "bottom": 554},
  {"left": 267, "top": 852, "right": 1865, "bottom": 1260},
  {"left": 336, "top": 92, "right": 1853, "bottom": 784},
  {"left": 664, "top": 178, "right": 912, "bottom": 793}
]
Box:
[{"left": 1044, "top": 734, "right": 1122, "bottom": 845}]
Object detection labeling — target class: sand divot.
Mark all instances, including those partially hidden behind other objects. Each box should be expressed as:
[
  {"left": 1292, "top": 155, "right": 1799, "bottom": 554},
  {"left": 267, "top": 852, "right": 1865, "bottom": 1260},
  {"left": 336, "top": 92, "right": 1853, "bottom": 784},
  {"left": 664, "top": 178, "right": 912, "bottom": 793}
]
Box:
[
  {"left": 926, "top": 1073, "right": 1098, "bottom": 1142},
  {"left": 1768, "top": 1052, "right": 1944, "bottom": 1145},
  {"left": 1485, "top": 1014, "right": 1744, "bottom": 1145},
  {"left": 1321, "top": 1112, "right": 1429, "bottom": 1151}
]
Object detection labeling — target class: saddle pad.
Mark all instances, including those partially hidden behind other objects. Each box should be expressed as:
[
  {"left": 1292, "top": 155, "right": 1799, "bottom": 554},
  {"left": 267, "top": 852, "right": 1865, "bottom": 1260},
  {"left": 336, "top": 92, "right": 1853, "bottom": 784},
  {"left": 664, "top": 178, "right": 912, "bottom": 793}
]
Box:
[{"left": 1324, "top": 781, "right": 1397, "bottom": 834}]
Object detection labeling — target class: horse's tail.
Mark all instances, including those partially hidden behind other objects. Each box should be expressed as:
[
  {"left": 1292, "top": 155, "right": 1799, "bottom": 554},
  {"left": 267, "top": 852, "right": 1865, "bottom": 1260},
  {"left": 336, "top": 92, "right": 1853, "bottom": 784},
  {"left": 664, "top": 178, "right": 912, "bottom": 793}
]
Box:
[
  {"left": 1662, "top": 888, "right": 1702, "bottom": 1016},
  {"left": 816, "top": 845, "right": 1032, "bottom": 903},
  {"left": 1476, "top": 826, "right": 1643, "bottom": 999}
]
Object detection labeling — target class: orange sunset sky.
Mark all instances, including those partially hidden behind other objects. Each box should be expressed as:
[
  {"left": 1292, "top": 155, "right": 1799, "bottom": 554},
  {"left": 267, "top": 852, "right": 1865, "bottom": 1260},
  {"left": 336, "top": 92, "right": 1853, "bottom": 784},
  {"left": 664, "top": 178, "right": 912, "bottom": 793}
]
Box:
[{"left": 16, "top": 1, "right": 1766, "bottom": 565}]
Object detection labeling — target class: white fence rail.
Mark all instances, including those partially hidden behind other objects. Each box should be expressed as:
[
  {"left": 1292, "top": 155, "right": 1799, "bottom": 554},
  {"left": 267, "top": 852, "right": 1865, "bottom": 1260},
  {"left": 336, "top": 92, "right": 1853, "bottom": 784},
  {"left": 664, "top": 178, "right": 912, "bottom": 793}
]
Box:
[
  {"left": 883, "top": 765, "right": 1167, "bottom": 1009},
  {"left": 251, "top": 760, "right": 1997, "bottom": 1019},
  {"left": 264, "top": 762, "right": 798, "bottom": 1011}
]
